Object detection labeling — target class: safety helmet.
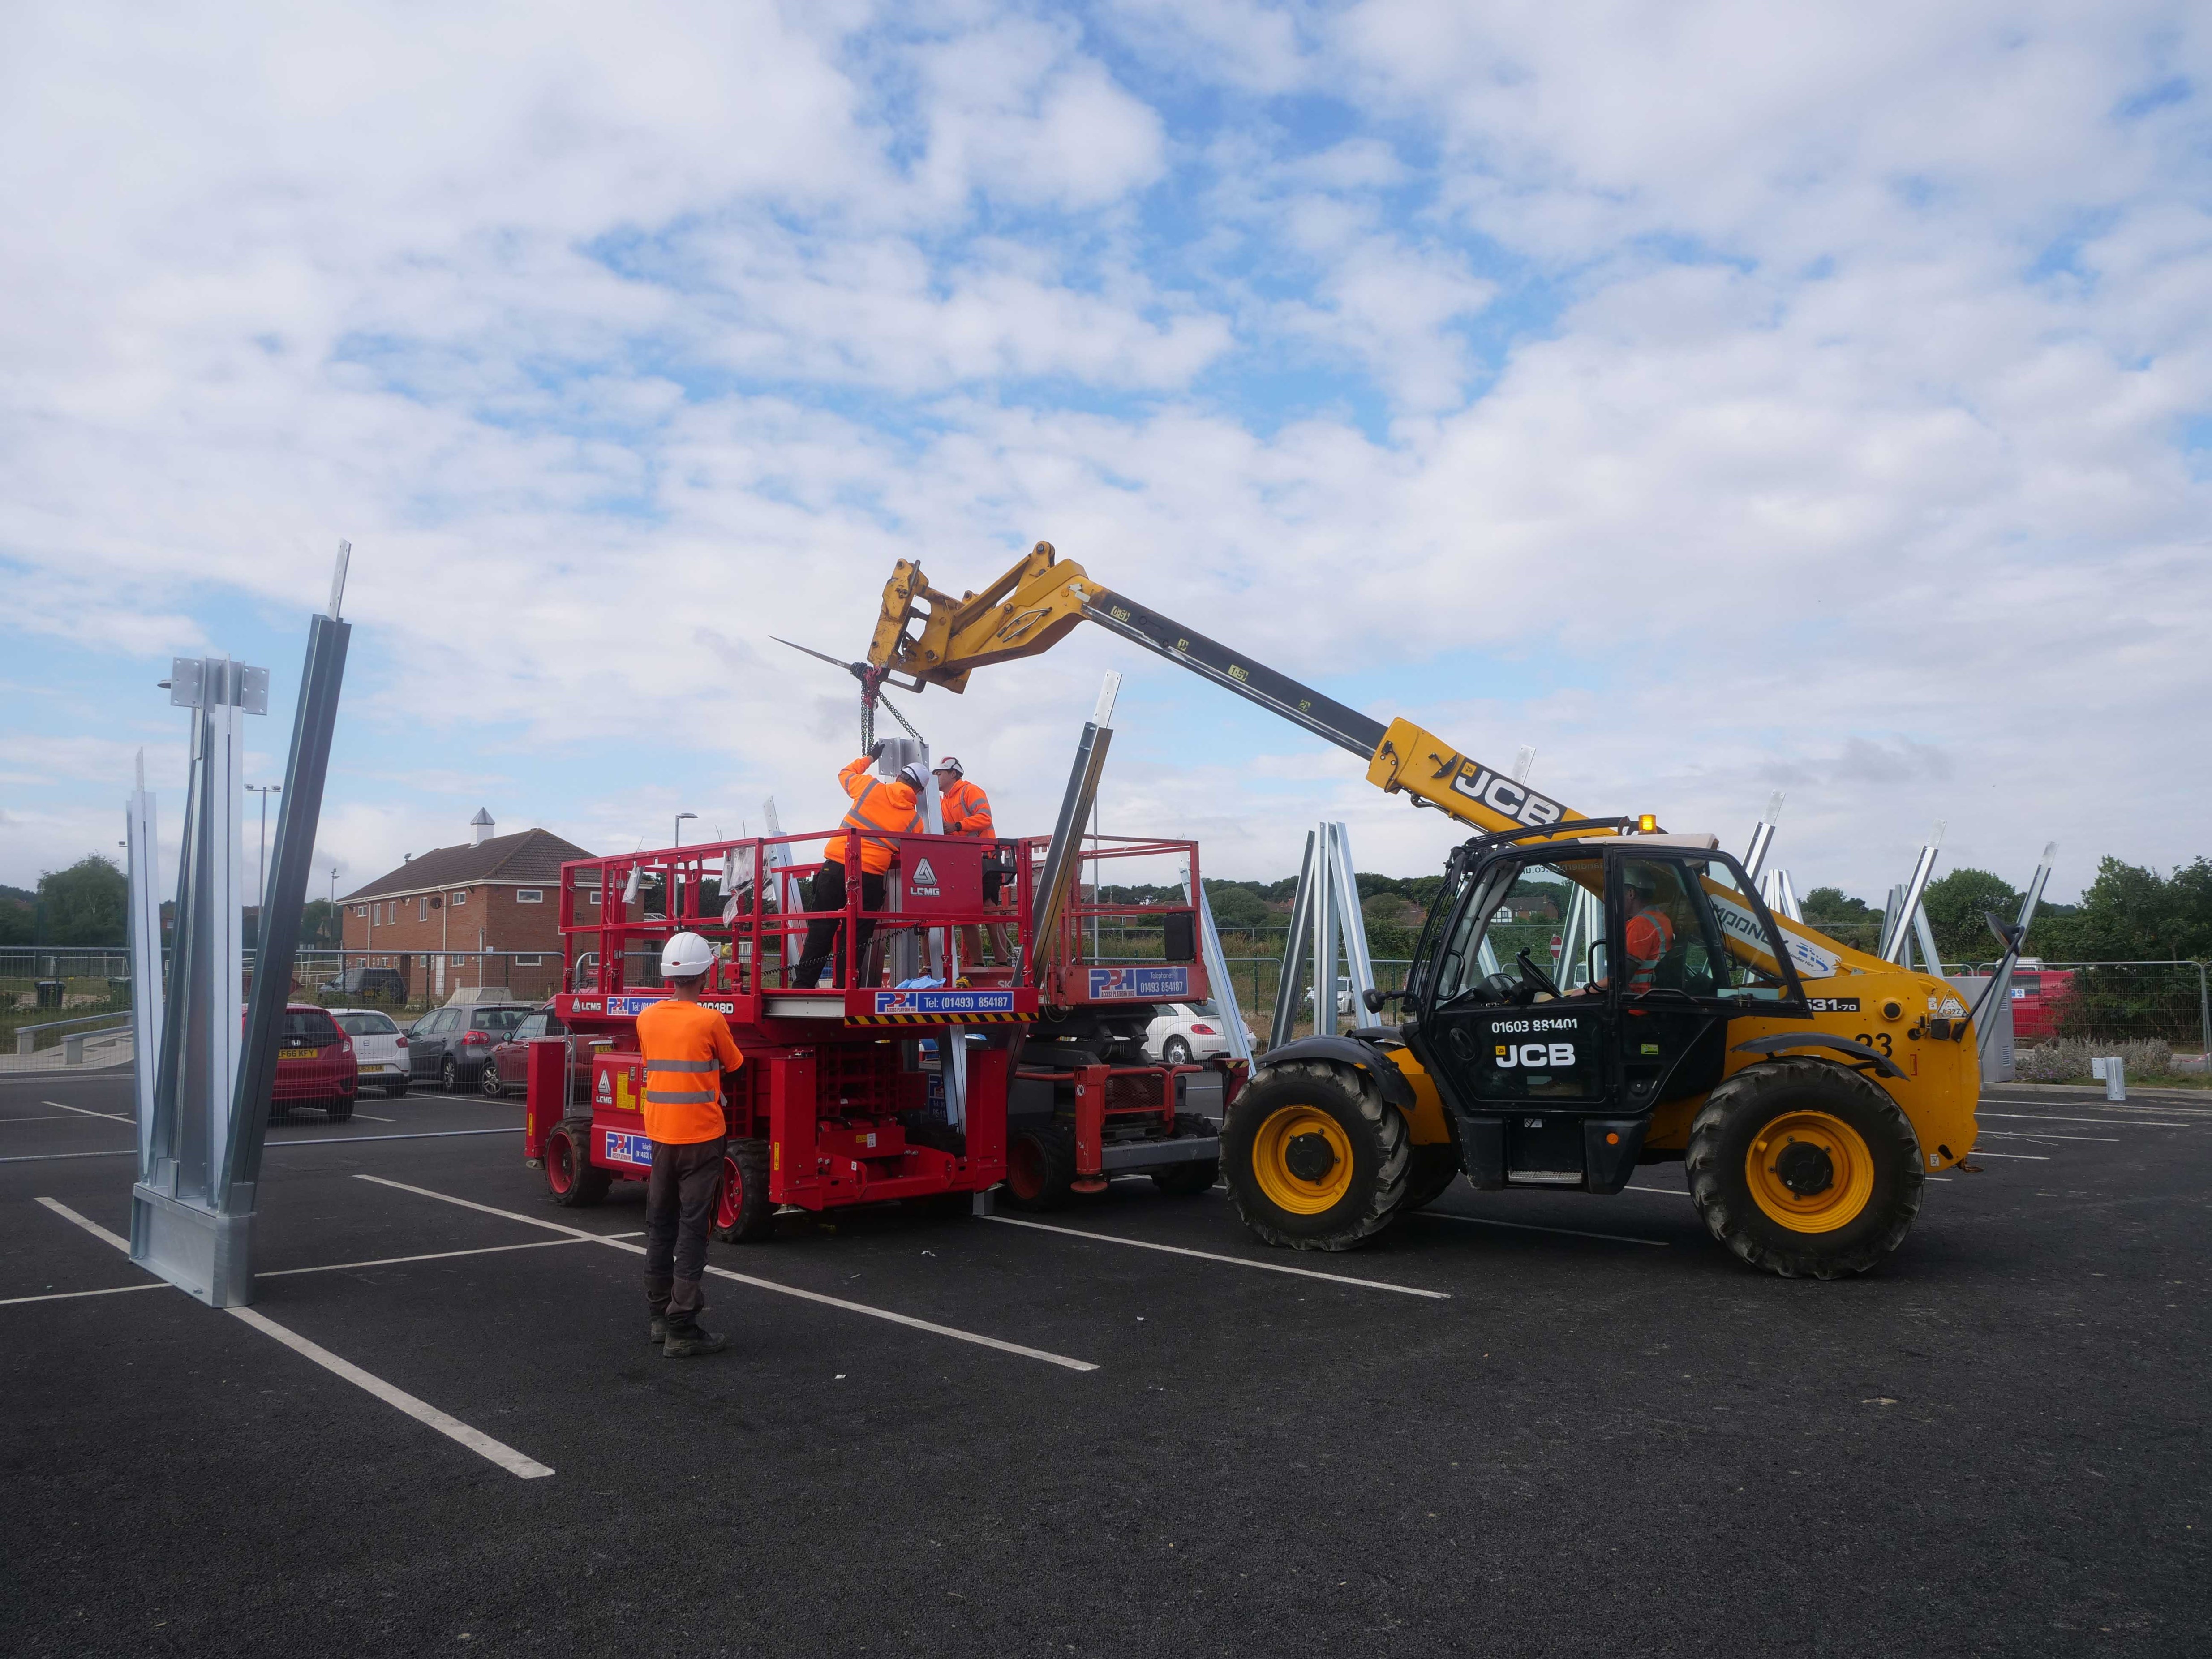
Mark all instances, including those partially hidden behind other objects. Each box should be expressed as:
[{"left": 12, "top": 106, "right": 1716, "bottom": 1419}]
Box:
[
  {"left": 660, "top": 932, "right": 716, "bottom": 980},
  {"left": 899, "top": 761, "right": 927, "bottom": 790},
  {"left": 933, "top": 755, "right": 963, "bottom": 777}
]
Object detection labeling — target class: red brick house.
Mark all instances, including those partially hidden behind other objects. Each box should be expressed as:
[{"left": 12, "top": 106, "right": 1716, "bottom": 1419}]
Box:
[{"left": 339, "top": 811, "right": 593, "bottom": 1000}]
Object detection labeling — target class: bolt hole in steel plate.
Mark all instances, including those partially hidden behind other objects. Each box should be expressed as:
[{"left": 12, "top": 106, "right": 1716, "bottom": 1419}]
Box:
[
  {"left": 1746, "top": 1110, "right": 1874, "bottom": 1234},
  {"left": 1252, "top": 1105, "right": 1353, "bottom": 1214}
]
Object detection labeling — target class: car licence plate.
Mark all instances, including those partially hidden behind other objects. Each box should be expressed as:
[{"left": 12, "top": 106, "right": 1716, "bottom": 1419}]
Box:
[{"left": 279, "top": 1048, "right": 318, "bottom": 1060}]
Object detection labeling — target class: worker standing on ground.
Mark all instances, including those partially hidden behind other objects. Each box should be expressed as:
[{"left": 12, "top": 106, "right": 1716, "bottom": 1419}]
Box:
[
  {"left": 791, "top": 748, "right": 925, "bottom": 988},
  {"left": 933, "top": 756, "right": 1015, "bottom": 968},
  {"left": 637, "top": 932, "right": 743, "bottom": 1358}
]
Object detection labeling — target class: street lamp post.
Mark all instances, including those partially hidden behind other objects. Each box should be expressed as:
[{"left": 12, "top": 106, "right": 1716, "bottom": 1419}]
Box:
[
  {"left": 674, "top": 811, "right": 697, "bottom": 848},
  {"left": 248, "top": 784, "right": 282, "bottom": 914},
  {"left": 330, "top": 866, "right": 341, "bottom": 987}
]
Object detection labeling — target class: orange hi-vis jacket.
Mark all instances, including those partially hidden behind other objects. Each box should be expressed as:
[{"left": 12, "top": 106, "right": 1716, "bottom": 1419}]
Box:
[
  {"left": 823, "top": 756, "right": 924, "bottom": 876},
  {"left": 937, "top": 777, "right": 995, "bottom": 839},
  {"left": 634, "top": 997, "right": 743, "bottom": 1145},
  {"left": 1625, "top": 908, "right": 1676, "bottom": 991}
]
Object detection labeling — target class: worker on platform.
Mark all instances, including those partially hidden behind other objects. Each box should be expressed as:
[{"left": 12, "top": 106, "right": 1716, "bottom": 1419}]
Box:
[
  {"left": 637, "top": 931, "right": 743, "bottom": 1358},
  {"left": 933, "top": 755, "right": 1015, "bottom": 968},
  {"left": 790, "top": 748, "right": 926, "bottom": 989}
]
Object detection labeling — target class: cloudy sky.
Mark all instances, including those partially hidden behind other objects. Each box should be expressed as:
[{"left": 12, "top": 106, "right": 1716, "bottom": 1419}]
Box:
[{"left": 3, "top": 1, "right": 2206, "bottom": 908}]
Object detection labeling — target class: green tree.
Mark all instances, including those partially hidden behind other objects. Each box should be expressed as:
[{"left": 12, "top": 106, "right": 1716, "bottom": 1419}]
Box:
[
  {"left": 37, "top": 856, "right": 127, "bottom": 945},
  {"left": 1201, "top": 881, "right": 1269, "bottom": 928},
  {"left": 1921, "top": 868, "right": 2023, "bottom": 963},
  {"left": 2065, "top": 857, "right": 2212, "bottom": 962},
  {"left": 0, "top": 894, "right": 30, "bottom": 946}
]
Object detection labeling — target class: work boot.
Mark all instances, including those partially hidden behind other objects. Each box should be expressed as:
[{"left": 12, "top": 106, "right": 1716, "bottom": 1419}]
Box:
[
  {"left": 661, "top": 1318, "right": 727, "bottom": 1359},
  {"left": 648, "top": 1313, "right": 667, "bottom": 1345}
]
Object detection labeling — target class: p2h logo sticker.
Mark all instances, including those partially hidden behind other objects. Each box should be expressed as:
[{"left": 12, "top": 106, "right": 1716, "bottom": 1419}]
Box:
[{"left": 1495, "top": 1041, "right": 1576, "bottom": 1069}]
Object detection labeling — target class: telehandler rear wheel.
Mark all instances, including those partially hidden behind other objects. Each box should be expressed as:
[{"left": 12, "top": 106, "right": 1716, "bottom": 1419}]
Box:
[
  {"left": 1223, "top": 1062, "right": 1408, "bottom": 1251},
  {"left": 1687, "top": 1057, "right": 1924, "bottom": 1279}
]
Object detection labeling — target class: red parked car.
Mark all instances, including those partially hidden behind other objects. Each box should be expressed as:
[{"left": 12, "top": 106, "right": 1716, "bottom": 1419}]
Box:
[
  {"left": 270, "top": 1003, "right": 358, "bottom": 1122},
  {"left": 2009, "top": 968, "right": 2076, "bottom": 1043},
  {"left": 482, "top": 1004, "right": 595, "bottom": 1105}
]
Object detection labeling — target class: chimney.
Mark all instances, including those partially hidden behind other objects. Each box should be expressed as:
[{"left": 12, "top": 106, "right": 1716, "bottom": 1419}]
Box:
[{"left": 471, "top": 808, "right": 495, "bottom": 847}]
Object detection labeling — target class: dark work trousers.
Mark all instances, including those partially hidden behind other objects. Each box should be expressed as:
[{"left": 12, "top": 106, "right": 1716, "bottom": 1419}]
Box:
[
  {"left": 644, "top": 1135, "right": 726, "bottom": 1322},
  {"left": 790, "top": 860, "right": 887, "bottom": 988}
]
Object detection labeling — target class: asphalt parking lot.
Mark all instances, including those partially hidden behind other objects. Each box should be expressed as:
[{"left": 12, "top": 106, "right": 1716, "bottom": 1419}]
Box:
[{"left": 2, "top": 1067, "right": 2205, "bottom": 1658}]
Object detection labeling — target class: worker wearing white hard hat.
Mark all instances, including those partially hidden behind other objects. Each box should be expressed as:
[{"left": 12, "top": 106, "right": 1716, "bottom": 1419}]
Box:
[
  {"left": 932, "top": 755, "right": 1015, "bottom": 968},
  {"left": 634, "top": 931, "right": 742, "bottom": 1357}
]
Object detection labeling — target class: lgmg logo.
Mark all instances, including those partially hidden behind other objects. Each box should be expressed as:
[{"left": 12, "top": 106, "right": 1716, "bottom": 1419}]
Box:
[{"left": 1496, "top": 1042, "right": 1576, "bottom": 1069}]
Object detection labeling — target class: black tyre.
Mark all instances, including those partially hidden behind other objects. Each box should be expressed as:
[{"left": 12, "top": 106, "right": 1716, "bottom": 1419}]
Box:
[
  {"left": 440, "top": 1056, "right": 460, "bottom": 1093},
  {"left": 1686, "top": 1057, "right": 1925, "bottom": 1279},
  {"left": 325, "top": 1095, "right": 354, "bottom": 1124},
  {"left": 383, "top": 1077, "right": 409, "bottom": 1099},
  {"left": 713, "top": 1139, "right": 775, "bottom": 1242},
  {"left": 1002, "top": 1123, "right": 1077, "bottom": 1211},
  {"left": 1223, "top": 1061, "right": 1409, "bottom": 1251},
  {"left": 545, "top": 1119, "right": 611, "bottom": 1208},
  {"left": 480, "top": 1058, "right": 505, "bottom": 1098},
  {"left": 1149, "top": 1112, "right": 1220, "bottom": 1196},
  {"left": 1162, "top": 1036, "right": 1194, "bottom": 1065},
  {"left": 1399, "top": 1140, "right": 1461, "bottom": 1213}
]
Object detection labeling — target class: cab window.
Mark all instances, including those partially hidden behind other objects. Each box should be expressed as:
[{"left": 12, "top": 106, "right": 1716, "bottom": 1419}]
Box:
[
  {"left": 1433, "top": 857, "right": 1602, "bottom": 1002},
  {"left": 1640, "top": 857, "right": 1795, "bottom": 1001}
]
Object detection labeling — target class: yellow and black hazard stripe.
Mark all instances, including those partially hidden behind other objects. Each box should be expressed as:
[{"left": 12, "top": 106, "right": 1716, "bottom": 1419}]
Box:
[{"left": 846, "top": 1010, "right": 1031, "bottom": 1027}]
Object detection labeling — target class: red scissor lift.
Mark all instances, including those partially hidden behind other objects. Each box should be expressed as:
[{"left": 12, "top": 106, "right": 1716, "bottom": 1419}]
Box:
[{"left": 522, "top": 818, "right": 1239, "bottom": 1235}]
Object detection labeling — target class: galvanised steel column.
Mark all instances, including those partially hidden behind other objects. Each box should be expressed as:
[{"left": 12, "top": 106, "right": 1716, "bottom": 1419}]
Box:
[
  {"left": 1327, "top": 822, "right": 1377, "bottom": 1017},
  {"left": 1742, "top": 791, "right": 1784, "bottom": 882},
  {"left": 1311, "top": 819, "right": 1339, "bottom": 1038},
  {"left": 1185, "top": 867, "right": 1253, "bottom": 1068},
  {"left": 1880, "top": 824, "right": 1945, "bottom": 963},
  {"left": 125, "top": 751, "right": 164, "bottom": 1176},
  {"left": 1267, "top": 831, "right": 1318, "bottom": 1051}
]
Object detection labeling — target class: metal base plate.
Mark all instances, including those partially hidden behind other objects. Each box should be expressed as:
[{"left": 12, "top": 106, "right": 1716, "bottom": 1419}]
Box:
[{"left": 131, "top": 1185, "right": 254, "bottom": 1307}]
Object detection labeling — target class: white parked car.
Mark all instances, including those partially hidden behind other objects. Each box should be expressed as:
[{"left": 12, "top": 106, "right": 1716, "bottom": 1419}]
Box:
[
  {"left": 1144, "top": 1001, "right": 1255, "bottom": 1064},
  {"left": 1301, "top": 977, "right": 1356, "bottom": 1017},
  {"left": 331, "top": 1006, "right": 408, "bottom": 1097}
]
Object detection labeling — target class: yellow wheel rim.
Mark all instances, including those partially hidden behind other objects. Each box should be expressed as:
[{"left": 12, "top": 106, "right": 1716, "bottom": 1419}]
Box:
[
  {"left": 1250, "top": 1105, "right": 1355, "bottom": 1215},
  {"left": 1746, "top": 1110, "right": 1875, "bottom": 1234}
]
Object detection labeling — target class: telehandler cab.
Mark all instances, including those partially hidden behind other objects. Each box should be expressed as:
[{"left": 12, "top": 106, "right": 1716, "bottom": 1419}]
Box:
[{"left": 850, "top": 542, "right": 1984, "bottom": 1277}]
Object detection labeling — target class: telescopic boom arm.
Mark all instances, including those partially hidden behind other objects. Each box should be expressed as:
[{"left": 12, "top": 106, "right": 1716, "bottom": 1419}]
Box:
[{"left": 866, "top": 541, "right": 1587, "bottom": 841}]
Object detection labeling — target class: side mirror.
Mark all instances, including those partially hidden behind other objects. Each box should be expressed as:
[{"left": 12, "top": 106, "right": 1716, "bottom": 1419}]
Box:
[
  {"left": 1362, "top": 987, "right": 1386, "bottom": 1013},
  {"left": 1984, "top": 911, "right": 2025, "bottom": 951},
  {"left": 1588, "top": 941, "right": 1608, "bottom": 987}
]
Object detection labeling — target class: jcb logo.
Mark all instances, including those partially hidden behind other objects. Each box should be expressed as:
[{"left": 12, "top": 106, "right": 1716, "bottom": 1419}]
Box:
[
  {"left": 1496, "top": 1042, "right": 1576, "bottom": 1069},
  {"left": 1450, "top": 762, "right": 1566, "bottom": 829}
]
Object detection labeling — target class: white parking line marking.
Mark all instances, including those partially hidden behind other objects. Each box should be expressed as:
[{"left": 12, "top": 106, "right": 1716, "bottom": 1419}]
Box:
[
  {"left": 1980, "top": 1113, "right": 2184, "bottom": 1128},
  {"left": 357, "top": 1176, "right": 1100, "bottom": 1373},
  {"left": 32, "top": 1197, "right": 554, "bottom": 1480},
  {"left": 228, "top": 1307, "right": 555, "bottom": 1479},
  {"left": 0, "top": 1113, "right": 113, "bottom": 1123},
  {"left": 1624, "top": 1186, "right": 1692, "bottom": 1199},
  {"left": 0, "top": 1281, "right": 169, "bottom": 1307},
  {"left": 259, "top": 1238, "right": 588, "bottom": 1277},
  {"left": 43, "top": 1100, "right": 132, "bottom": 1123},
  {"left": 0, "top": 1126, "right": 524, "bottom": 1165},
  {"left": 1978, "top": 1130, "right": 2117, "bottom": 1143},
  {"left": 1419, "top": 1212, "right": 1670, "bottom": 1247},
  {"left": 35, "top": 1194, "right": 131, "bottom": 1250},
  {"left": 351, "top": 1113, "right": 396, "bottom": 1123},
  {"left": 984, "top": 1215, "right": 1450, "bottom": 1297}
]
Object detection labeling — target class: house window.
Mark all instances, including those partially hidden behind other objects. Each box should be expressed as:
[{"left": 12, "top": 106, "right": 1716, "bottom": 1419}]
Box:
[
  {"left": 515, "top": 889, "right": 543, "bottom": 903},
  {"left": 451, "top": 890, "right": 468, "bottom": 906},
  {"left": 354, "top": 905, "right": 367, "bottom": 917},
  {"left": 418, "top": 896, "right": 430, "bottom": 922},
  {"left": 583, "top": 890, "right": 599, "bottom": 906},
  {"left": 513, "top": 955, "right": 544, "bottom": 967},
  {"left": 384, "top": 903, "right": 395, "bottom": 924},
  {"left": 451, "top": 954, "right": 467, "bottom": 966}
]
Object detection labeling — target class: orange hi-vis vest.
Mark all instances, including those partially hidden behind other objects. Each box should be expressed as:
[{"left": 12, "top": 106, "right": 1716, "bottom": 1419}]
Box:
[
  {"left": 823, "top": 756, "right": 923, "bottom": 876},
  {"left": 634, "top": 998, "right": 743, "bottom": 1145},
  {"left": 937, "top": 777, "right": 995, "bottom": 839},
  {"left": 1625, "top": 908, "right": 1675, "bottom": 990}
]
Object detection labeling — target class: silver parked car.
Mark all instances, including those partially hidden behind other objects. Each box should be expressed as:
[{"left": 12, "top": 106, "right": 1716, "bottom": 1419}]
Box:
[{"left": 405, "top": 1004, "right": 532, "bottom": 1091}]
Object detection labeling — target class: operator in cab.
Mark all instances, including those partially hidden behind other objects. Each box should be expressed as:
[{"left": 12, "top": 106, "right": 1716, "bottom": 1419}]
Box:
[
  {"left": 1585, "top": 866, "right": 1677, "bottom": 996},
  {"left": 933, "top": 755, "right": 1014, "bottom": 968},
  {"left": 791, "top": 746, "right": 926, "bottom": 989},
  {"left": 637, "top": 932, "right": 743, "bottom": 1358}
]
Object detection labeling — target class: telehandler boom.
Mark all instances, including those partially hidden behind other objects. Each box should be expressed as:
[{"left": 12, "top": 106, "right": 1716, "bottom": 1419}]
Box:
[{"left": 862, "top": 542, "right": 1983, "bottom": 1277}]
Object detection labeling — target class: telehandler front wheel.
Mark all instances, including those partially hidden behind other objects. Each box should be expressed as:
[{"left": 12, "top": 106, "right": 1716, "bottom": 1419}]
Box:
[
  {"left": 1223, "top": 1062, "right": 1408, "bottom": 1251},
  {"left": 1687, "top": 1057, "right": 1924, "bottom": 1279}
]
